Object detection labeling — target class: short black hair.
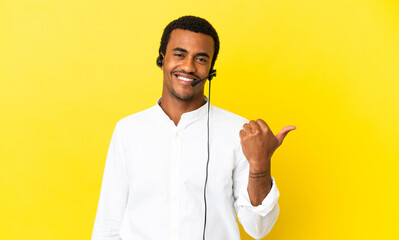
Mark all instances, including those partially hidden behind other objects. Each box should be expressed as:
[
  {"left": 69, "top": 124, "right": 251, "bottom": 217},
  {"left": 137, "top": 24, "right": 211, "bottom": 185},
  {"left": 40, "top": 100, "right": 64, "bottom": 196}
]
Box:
[{"left": 158, "top": 16, "right": 220, "bottom": 71}]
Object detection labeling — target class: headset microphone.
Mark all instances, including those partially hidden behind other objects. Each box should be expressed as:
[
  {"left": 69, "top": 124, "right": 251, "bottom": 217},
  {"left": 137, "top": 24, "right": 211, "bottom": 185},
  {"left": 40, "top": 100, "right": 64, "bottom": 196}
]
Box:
[{"left": 191, "top": 70, "right": 217, "bottom": 87}]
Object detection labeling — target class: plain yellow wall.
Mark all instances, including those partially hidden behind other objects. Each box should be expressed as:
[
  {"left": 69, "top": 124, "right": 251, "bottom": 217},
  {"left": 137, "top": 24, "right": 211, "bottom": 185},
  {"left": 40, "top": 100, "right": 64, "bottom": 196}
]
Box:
[{"left": 1, "top": 0, "right": 398, "bottom": 239}]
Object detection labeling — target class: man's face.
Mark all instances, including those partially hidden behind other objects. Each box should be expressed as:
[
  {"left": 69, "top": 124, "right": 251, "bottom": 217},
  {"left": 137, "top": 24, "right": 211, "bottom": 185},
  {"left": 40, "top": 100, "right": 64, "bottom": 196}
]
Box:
[{"left": 162, "top": 29, "right": 214, "bottom": 101}]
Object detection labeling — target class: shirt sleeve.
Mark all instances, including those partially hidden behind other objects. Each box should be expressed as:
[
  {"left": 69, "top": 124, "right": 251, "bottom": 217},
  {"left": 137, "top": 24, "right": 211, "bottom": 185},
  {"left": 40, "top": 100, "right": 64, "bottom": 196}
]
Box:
[
  {"left": 233, "top": 152, "right": 280, "bottom": 240},
  {"left": 92, "top": 123, "right": 129, "bottom": 240}
]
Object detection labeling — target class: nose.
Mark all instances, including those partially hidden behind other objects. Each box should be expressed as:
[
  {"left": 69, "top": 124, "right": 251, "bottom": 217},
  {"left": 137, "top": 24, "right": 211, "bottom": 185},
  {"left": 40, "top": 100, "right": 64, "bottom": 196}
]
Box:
[{"left": 181, "top": 56, "right": 196, "bottom": 73}]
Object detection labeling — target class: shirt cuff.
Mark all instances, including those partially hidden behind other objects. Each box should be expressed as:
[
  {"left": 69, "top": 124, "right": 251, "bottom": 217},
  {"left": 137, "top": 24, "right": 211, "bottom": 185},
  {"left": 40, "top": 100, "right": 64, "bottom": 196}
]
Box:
[{"left": 235, "top": 177, "right": 280, "bottom": 217}]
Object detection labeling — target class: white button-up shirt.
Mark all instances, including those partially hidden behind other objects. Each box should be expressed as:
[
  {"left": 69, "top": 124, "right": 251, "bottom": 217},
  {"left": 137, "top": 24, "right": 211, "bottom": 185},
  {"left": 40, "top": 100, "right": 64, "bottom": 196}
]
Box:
[{"left": 92, "top": 100, "right": 280, "bottom": 240}]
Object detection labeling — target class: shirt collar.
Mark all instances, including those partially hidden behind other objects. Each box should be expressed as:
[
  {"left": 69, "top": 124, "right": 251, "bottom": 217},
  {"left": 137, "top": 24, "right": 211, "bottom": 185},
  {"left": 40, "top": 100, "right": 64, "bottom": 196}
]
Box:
[{"left": 155, "top": 97, "right": 209, "bottom": 127}]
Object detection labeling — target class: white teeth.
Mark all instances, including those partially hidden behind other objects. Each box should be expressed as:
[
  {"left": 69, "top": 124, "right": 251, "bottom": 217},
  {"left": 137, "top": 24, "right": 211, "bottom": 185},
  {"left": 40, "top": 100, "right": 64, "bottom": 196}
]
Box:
[{"left": 177, "top": 76, "right": 194, "bottom": 82}]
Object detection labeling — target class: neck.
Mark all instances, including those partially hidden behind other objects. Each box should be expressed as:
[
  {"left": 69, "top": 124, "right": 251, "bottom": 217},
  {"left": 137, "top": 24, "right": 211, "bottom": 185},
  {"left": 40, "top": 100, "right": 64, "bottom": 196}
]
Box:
[{"left": 160, "top": 93, "right": 206, "bottom": 126}]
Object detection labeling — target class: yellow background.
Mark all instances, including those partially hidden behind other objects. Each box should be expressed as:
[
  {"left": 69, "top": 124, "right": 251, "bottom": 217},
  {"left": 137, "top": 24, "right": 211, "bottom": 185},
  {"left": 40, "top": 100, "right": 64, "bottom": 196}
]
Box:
[{"left": 1, "top": 0, "right": 398, "bottom": 239}]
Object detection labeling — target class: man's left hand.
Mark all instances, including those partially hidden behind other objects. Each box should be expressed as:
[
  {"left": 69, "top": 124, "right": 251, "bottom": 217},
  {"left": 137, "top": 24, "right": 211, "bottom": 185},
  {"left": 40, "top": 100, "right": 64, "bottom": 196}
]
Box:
[{"left": 239, "top": 119, "right": 296, "bottom": 172}]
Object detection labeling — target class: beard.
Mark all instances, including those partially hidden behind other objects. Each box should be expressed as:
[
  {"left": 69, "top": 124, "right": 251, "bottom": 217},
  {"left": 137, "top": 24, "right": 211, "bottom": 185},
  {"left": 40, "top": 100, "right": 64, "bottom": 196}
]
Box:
[{"left": 170, "top": 87, "right": 195, "bottom": 101}]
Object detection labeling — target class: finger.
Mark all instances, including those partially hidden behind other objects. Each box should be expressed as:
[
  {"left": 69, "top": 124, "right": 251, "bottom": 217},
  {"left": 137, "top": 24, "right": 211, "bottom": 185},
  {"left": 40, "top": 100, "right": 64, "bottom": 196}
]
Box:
[
  {"left": 239, "top": 129, "right": 246, "bottom": 139},
  {"left": 275, "top": 126, "right": 296, "bottom": 146},
  {"left": 243, "top": 123, "right": 253, "bottom": 134},
  {"left": 248, "top": 120, "right": 261, "bottom": 133},
  {"left": 256, "top": 119, "right": 271, "bottom": 133}
]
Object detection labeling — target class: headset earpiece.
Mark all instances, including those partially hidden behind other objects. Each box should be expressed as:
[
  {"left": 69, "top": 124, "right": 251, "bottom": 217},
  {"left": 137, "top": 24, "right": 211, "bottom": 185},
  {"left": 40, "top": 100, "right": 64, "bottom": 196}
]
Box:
[
  {"left": 156, "top": 54, "right": 163, "bottom": 68},
  {"left": 208, "top": 69, "right": 216, "bottom": 81}
]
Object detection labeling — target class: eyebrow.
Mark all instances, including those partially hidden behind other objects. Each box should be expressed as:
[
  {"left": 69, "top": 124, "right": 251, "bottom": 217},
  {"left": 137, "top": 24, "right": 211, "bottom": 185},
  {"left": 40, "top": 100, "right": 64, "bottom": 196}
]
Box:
[
  {"left": 172, "top": 47, "right": 210, "bottom": 58},
  {"left": 172, "top": 47, "right": 188, "bottom": 53}
]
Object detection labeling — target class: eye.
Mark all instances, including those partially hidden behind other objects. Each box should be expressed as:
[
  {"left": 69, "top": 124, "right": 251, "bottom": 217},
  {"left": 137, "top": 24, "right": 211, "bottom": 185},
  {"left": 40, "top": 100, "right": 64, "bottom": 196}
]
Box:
[
  {"left": 196, "top": 57, "right": 208, "bottom": 63},
  {"left": 174, "top": 53, "right": 184, "bottom": 58}
]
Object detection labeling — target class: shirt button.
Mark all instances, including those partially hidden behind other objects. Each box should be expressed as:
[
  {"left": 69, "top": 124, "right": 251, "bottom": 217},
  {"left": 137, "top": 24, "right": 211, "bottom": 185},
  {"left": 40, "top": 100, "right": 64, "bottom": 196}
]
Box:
[{"left": 176, "top": 132, "right": 180, "bottom": 137}]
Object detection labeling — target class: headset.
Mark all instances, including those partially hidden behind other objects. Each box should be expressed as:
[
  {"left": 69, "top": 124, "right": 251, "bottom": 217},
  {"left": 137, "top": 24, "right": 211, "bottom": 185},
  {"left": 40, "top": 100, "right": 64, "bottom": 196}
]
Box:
[{"left": 157, "top": 54, "right": 216, "bottom": 240}]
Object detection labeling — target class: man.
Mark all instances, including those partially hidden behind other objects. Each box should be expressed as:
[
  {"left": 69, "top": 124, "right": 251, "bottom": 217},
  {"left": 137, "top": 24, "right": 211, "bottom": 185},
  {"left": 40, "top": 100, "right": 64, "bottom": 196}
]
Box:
[{"left": 92, "top": 16, "right": 295, "bottom": 240}]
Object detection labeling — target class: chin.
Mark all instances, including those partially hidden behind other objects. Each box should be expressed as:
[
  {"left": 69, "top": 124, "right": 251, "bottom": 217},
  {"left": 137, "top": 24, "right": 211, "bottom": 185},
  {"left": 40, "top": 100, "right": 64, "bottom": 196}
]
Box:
[
  {"left": 172, "top": 91, "right": 195, "bottom": 101},
  {"left": 169, "top": 86, "right": 195, "bottom": 100}
]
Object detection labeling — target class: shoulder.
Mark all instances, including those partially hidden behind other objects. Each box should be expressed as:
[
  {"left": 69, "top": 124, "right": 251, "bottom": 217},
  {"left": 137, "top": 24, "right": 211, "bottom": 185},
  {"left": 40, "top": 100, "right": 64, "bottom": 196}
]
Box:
[
  {"left": 210, "top": 105, "right": 248, "bottom": 139},
  {"left": 209, "top": 105, "right": 246, "bottom": 152},
  {"left": 115, "top": 105, "right": 159, "bottom": 131},
  {"left": 211, "top": 105, "right": 248, "bottom": 128}
]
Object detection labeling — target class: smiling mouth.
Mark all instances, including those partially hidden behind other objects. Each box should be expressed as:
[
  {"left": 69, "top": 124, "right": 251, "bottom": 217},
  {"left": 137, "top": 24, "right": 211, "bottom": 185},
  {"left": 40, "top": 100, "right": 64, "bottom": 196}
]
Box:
[
  {"left": 176, "top": 75, "right": 193, "bottom": 82},
  {"left": 174, "top": 73, "right": 198, "bottom": 82}
]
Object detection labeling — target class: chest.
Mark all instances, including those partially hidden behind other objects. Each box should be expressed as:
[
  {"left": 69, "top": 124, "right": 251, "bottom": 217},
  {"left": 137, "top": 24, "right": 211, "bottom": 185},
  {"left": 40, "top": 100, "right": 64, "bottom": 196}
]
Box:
[{"left": 122, "top": 125, "right": 238, "bottom": 196}]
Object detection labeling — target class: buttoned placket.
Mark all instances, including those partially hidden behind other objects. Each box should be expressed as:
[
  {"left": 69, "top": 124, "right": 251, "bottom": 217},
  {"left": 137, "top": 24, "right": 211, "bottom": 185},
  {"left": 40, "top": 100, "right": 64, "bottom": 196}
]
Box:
[
  {"left": 157, "top": 99, "right": 208, "bottom": 240},
  {"left": 170, "top": 125, "right": 182, "bottom": 240}
]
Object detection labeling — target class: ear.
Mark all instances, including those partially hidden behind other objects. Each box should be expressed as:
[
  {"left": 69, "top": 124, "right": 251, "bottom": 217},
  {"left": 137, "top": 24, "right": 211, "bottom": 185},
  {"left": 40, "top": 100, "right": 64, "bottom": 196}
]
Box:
[{"left": 160, "top": 53, "right": 165, "bottom": 70}]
